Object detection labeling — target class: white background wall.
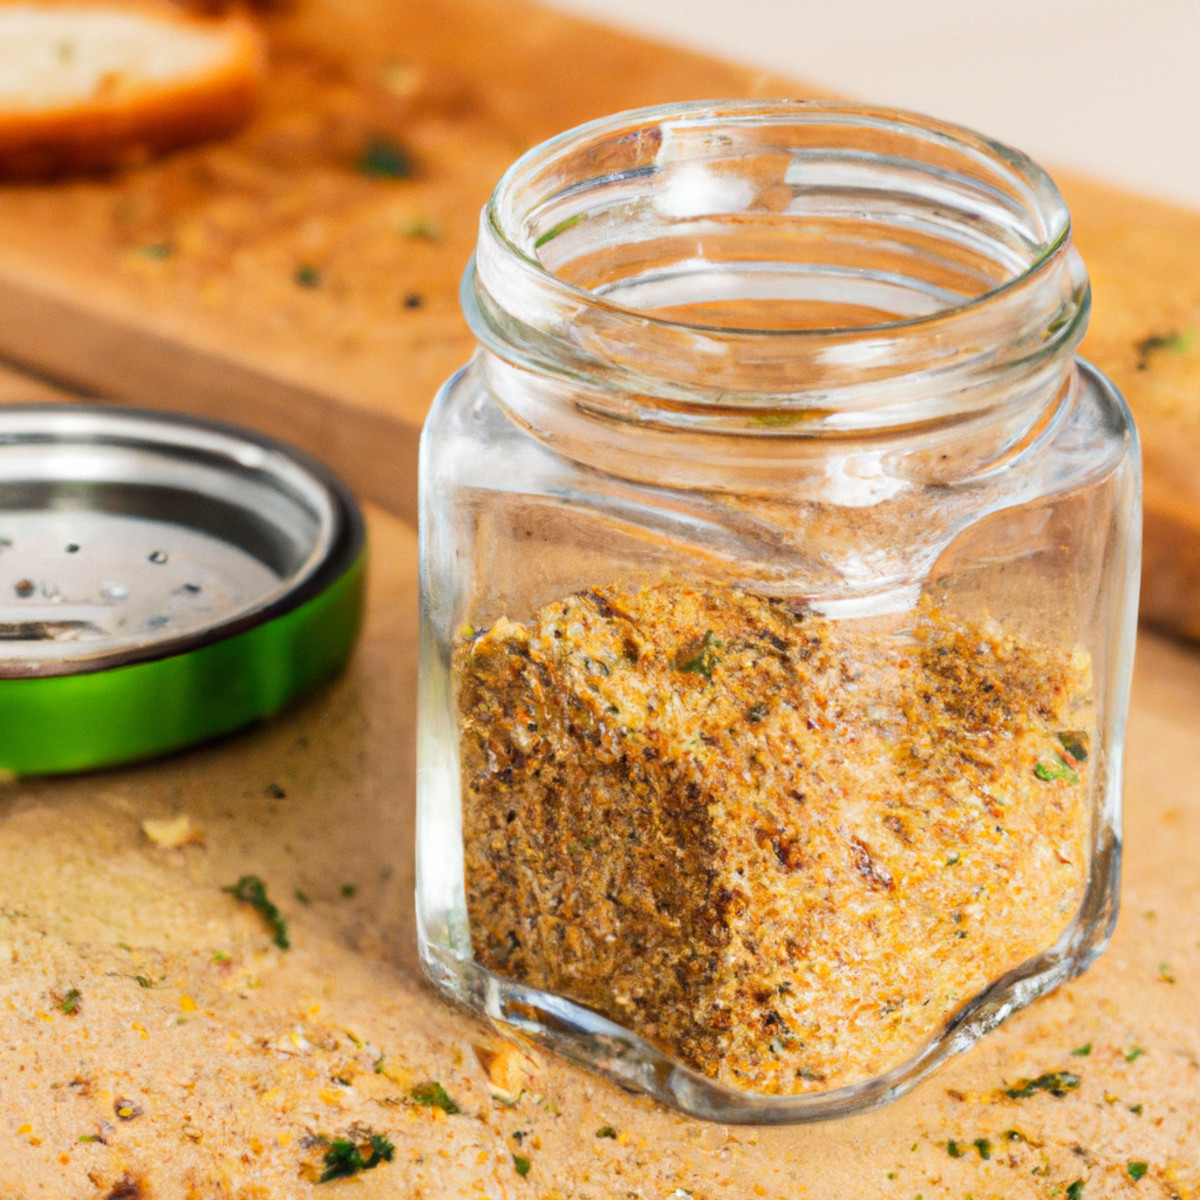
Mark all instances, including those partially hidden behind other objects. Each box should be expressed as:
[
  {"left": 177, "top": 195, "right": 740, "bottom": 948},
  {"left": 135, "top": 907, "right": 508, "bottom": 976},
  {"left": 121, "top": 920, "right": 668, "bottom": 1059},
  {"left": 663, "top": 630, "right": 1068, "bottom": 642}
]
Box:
[{"left": 543, "top": 0, "right": 1200, "bottom": 209}]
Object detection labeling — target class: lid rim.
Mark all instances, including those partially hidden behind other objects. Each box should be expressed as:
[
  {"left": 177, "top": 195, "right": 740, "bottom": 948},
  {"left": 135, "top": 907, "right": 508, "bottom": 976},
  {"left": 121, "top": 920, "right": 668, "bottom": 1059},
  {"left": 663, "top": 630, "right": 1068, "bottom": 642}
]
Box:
[{"left": 0, "top": 404, "right": 365, "bottom": 680}]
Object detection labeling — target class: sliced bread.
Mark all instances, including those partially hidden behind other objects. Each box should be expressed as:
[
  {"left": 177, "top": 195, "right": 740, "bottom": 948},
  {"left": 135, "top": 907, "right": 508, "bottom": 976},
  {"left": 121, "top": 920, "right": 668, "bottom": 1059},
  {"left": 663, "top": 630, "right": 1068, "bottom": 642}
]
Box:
[{"left": 0, "top": 1, "right": 266, "bottom": 177}]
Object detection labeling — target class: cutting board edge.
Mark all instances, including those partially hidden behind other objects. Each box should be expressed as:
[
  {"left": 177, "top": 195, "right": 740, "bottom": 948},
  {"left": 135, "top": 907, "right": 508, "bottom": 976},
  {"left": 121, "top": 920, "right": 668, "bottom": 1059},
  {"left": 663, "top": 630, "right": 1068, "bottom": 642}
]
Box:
[{"left": 0, "top": 264, "right": 423, "bottom": 524}]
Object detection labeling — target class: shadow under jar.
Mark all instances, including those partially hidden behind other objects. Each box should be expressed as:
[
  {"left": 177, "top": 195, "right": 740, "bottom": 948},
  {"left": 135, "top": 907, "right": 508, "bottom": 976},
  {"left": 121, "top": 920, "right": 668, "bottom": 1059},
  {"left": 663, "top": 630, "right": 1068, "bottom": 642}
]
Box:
[{"left": 416, "top": 101, "right": 1141, "bottom": 1124}]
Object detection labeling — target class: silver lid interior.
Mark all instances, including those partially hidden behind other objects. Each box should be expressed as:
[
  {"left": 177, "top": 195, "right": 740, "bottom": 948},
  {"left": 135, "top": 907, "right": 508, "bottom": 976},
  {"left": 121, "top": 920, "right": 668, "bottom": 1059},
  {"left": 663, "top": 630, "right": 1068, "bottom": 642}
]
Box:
[{"left": 0, "top": 407, "right": 340, "bottom": 678}]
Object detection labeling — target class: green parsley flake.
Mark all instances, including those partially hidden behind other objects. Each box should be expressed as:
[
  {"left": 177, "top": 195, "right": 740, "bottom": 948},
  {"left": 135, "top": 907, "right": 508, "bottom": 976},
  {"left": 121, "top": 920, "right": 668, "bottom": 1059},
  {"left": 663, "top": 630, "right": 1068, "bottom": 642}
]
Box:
[
  {"left": 1066, "top": 1181, "right": 1085, "bottom": 1200},
  {"left": 358, "top": 135, "right": 412, "bottom": 179},
  {"left": 1070, "top": 1042, "right": 1092, "bottom": 1056},
  {"left": 1034, "top": 758, "right": 1080, "bottom": 784},
  {"left": 410, "top": 1081, "right": 461, "bottom": 1114},
  {"left": 1136, "top": 329, "right": 1195, "bottom": 370},
  {"left": 1056, "top": 730, "right": 1089, "bottom": 762},
  {"left": 513, "top": 1153, "right": 532, "bottom": 1177},
  {"left": 54, "top": 987, "right": 81, "bottom": 1015},
  {"left": 1125, "top": 1046, "right": 1146, "bottom": 1063},
  {"left": 1005, "top": 1070, "right": 1080, "bottom": 1099},
  {"left": 676, "top": 630, "right": 720, "bottom": 679},
  {"left": 223, "top": 875, "right": 289, "bottom": 950},
  {"left": 596, "top": 1125, "right": 617, "bottom": 1139},
  {"left": 134, "top": 242, "right": 173, "bottom": 261},
  {"left": 398, "top": 215, "right": 442, "bottom": 241},
  {"left": 318, "top": 1134, "right": 395, "bottom": 1183},
  {"left": 533, "top": 212, "right": 583, "bottom": 249},
  {"left": 1127, "top": 1162, "right": 1149, "bottom": 1181}
]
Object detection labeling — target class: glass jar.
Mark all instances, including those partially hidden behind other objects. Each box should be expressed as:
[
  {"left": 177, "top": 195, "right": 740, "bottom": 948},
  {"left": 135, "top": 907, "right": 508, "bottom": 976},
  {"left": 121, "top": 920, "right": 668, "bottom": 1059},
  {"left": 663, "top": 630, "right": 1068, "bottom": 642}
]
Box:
[{"left": 416, "top": 101, "right": 1140, "bottom": 1123}]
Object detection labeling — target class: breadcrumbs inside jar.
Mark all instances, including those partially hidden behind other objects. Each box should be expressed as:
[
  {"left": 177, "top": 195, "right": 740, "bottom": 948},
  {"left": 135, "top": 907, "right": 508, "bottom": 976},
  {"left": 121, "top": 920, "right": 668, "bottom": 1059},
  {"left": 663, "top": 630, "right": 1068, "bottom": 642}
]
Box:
[{"left": 457, "top": 583, "right": 1090, "bottom": 1095}]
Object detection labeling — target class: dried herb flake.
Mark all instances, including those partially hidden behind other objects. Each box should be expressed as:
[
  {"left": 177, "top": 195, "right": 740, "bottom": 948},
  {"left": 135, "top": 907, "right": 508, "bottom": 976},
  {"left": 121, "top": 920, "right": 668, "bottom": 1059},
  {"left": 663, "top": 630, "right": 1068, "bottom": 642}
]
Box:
[
  {"left": 1136, "top": 329, "right": 1195, "bottom": 370},
  {"left": 1057, "top": 730, "right": 1089, "bottom": 762},
  {"left": 134, "top": 243, "right": 173, "bottom": 261},
  {"left": 534, "top": 212, "right": 584, "bottom": 249},
  {"left": 54, "top": 987, "right": 82, "bottom": 1016},
  {"left": 1034, "top": 758, "right": 1080, "bottom": 784},
  {"left": 318, "top": 1134, "right": 395, "bottom": 1183},
  {"left": 1005, "top": 1070, "right": 1080, "bottom": 1099},
  {"left": 409, "top": 1080, "right": 461, "bottom": 1114},
  {"left": 398, "top": 215, "right": 442, "bottom": 241},
  {"left": 676, "top": 631, "right": 720, "bottom": 679},
  {"left": 513, "top": 1153, "right": 532, "bottom": 1177},
  {"left": 357, "top": 136, "right": 412, "bottom": 180},
  {"left": 223, "top": 875, "right": 289, "bottom": 950},
  {"left": 1127, "top": 1161, "right": 1148, "bottom": 1181}
]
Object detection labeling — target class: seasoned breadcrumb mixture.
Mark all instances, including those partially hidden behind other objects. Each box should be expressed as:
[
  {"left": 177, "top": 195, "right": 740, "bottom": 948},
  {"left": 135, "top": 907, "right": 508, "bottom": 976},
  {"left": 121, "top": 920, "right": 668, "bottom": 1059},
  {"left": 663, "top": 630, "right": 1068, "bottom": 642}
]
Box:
[{"left": 458, "top": 583, "right": 1091, "bottom": 1095}]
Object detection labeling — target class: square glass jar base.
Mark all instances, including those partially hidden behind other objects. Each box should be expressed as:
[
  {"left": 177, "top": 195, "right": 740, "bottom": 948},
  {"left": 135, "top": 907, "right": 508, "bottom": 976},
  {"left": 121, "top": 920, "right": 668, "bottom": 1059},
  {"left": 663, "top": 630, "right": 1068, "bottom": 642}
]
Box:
[{"left": 419, "top": 840, "right": 1118, "bottom": 1125}]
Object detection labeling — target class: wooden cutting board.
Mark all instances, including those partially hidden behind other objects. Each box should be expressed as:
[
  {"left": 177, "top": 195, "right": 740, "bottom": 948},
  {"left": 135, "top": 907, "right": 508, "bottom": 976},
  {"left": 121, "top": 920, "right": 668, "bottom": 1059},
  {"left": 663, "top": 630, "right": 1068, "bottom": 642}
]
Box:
[{"left": 0, "top": 0, "right": 1197, "bottom": 642}]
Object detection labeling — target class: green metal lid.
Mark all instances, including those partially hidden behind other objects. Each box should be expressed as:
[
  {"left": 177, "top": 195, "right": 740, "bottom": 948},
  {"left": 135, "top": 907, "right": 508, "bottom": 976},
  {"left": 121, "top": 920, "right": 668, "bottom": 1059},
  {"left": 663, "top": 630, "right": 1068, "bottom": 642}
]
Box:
[{"left": 0, "top": 404, "right": 366, "bottom": 776}]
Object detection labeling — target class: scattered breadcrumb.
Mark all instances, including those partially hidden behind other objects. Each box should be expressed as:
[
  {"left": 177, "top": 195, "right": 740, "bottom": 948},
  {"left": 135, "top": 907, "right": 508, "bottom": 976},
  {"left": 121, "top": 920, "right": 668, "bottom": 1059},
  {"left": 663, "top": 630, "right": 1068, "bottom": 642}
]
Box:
[{"left": 141, "top": 814, "right": 204, "bottom": 849}]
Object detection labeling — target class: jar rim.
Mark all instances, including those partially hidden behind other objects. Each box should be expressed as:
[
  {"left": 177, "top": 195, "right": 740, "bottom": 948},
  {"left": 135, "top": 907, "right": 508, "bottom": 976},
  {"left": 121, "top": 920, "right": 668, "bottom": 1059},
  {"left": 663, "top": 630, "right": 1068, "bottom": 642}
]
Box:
[
  {"left": 467, "top": 99, "right": 1089, "bottom": 436},
  {"left": 484, "top": 99, "right": 1073, "bottom": 340}
]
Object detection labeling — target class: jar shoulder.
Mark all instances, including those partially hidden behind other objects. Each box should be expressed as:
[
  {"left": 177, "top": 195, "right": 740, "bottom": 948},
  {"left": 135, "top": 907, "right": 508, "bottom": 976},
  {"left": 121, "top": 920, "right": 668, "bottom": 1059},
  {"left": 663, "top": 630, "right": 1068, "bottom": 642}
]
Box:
[
  {"left": 1002, "top": 358, "right": 1139, "bottom": 505},
  {"left": 422, "top": 356, "right": 1138, "bottom": 505},
  {"left": 420, "top": 357, "right": 576, "bottom": 500}
]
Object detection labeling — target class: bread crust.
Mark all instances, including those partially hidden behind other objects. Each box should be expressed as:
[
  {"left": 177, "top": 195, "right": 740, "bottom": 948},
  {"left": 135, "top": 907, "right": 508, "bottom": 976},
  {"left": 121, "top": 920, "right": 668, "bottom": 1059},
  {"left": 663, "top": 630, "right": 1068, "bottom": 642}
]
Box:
[{"left": 0, "top": 2, "right": 266, "bottom": 178}]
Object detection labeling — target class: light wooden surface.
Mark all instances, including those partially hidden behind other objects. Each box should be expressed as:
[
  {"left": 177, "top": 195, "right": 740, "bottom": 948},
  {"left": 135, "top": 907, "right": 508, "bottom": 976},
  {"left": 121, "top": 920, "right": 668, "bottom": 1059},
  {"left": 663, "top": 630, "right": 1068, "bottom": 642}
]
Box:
[{"left": 0, "top": 502, "right": 1194, "bottom": 1196}]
